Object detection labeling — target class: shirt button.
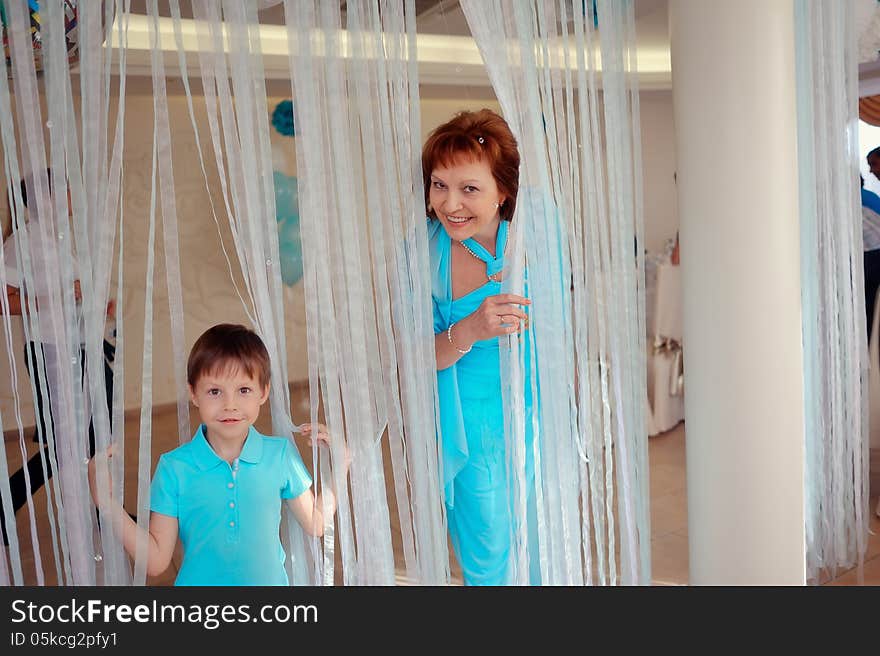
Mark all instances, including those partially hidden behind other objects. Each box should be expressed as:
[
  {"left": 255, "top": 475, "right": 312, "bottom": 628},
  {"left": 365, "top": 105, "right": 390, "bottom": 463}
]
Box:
[
  {"left": 228, "top": 482, "right": 234, "bottom": 489},
  {"left": 229, "top": 521, "right": 235, "bottom": 528},
  {"left": 229, "top": 502, "right": 235, "bottom": 509}
]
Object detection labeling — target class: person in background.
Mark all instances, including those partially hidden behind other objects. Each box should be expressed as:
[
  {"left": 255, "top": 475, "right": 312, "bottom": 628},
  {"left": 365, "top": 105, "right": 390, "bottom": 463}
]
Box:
[
  {"left": 861, "top": 174, "right": 880, "bottom": 343},
  {"left": 866, "top": 146, "right": 880, "bottom": 186},
  {"left": 864, "top": 151, "right": 880, "bottom": 519},
  {"left": 0, "top": 170, "right": 115, "bottom": 545}
]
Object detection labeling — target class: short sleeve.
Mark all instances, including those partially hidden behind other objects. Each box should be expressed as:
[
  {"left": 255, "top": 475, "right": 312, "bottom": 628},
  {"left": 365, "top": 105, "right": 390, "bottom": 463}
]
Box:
[
  {"left": 149, "top": 455, "right": 179, "bottom": 517},
  {"left": 280, "top": 439, "right": 313, "bottom": 500}
]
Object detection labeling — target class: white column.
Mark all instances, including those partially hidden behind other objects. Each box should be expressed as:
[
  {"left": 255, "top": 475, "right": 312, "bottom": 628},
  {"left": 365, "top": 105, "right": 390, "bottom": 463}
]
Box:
[{"left": 669, "top": 0, "right": 806, "bottom": 584}]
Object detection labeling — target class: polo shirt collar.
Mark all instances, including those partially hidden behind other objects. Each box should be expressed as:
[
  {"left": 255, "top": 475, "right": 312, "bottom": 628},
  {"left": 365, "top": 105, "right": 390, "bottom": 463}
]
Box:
[{"left": 191, "top": 424, "right": 264, "bottom": 471}]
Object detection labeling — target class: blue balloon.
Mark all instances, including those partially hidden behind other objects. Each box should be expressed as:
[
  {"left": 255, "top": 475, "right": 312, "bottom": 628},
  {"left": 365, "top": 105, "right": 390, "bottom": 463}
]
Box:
[
  {"left": 278, "top": 236, "right": 303, "bottom": 286},
  {"left": 273, "top": 171, "right": 298, "bottom": 223},
  {"left": 278, "top": 214, "right": 300, "bottom": 244},
  {"left": 273, "top": 171, "right": 303, "bottom": 286},
  {"left": 272, "top": 99, "right": 296, "bottom": 137}
]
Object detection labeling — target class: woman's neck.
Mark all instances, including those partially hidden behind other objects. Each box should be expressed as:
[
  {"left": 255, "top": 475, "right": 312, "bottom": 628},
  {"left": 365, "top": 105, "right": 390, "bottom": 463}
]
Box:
[{"left": 469, "top": 216, "right": 501, "bottom": 255}]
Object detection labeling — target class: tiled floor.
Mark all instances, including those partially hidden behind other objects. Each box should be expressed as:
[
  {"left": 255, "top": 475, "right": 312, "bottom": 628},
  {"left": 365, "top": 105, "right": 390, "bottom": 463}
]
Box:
[
  {"left": 647, "top": 423, "right": 690, "bottom": 584},
  {"left": 3, "top": 396, "right": 878, "bottom": 585},
  {"left": 646, "top": 423, "right": 880, "bottom": 585}
]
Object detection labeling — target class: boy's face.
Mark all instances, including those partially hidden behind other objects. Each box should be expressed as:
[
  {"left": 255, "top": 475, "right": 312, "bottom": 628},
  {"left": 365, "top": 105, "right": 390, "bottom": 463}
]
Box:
[{"left": 189, "top": 367, "right": 269, "bottom": 442}]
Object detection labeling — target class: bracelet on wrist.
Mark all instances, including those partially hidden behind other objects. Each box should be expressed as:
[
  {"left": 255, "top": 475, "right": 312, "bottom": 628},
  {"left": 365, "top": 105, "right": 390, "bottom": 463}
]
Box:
[{"left": 447, "top": 321, "right": 472, "bottom": 355}]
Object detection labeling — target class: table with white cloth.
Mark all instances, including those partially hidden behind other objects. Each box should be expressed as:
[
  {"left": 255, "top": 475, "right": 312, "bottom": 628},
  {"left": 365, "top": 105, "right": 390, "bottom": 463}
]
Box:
[{"left": 646, "top": 262, "right": 684, "bottom": 436}]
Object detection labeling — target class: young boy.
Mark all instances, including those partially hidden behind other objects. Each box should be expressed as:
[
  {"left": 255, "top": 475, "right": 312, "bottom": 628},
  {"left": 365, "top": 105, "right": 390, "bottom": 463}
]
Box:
[{"left": 88, "top": 323, "right": 344, "bottom": 585}]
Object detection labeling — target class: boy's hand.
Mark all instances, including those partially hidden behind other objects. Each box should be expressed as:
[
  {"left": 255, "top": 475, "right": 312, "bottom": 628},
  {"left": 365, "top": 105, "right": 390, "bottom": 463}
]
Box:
[
  {"left": 299, "top": 423, "right": 351, "bottom": 469},
  {"left": 87, "top": 444, "right": 116, "bottom": 509},
  {"left": 300, "top": 422, "right": 330, "bottom": 448}
]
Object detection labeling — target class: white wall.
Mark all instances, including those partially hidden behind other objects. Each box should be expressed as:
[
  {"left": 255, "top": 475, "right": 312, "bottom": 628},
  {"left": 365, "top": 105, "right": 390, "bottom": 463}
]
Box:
[{"left": 639, "top": 90, "right": 679, "bottom": 254}]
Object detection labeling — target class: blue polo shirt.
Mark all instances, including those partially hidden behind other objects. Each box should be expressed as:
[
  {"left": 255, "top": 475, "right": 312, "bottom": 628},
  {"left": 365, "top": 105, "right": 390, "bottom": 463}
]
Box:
[{"left": 150, "top": 424, "right": 312, "bottom": 586}]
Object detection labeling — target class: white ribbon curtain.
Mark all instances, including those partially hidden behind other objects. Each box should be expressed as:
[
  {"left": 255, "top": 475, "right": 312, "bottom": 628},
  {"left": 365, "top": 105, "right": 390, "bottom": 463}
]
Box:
[
  {"left": 459, "top": 0, "right": 650, "bottom": 585},
  {"left": 283, "top": 0, "right": 448, "bottom": 585},
  {"left": 0, "top": 0, "right": 649, "bottom": 587},
  {"left": 795, "top": 0, "right": 870, "bottom": 580},
  {"left": 0, "top": 0, "right": 126, "bottom": 585},
  {"left": 166, "top": 0, "right": 330, "bottom": 584}
]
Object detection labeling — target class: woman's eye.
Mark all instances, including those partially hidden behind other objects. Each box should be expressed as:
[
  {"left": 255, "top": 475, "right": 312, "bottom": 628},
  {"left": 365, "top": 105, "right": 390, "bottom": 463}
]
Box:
[
  {"left": 432, "top": 181, "right": 446, "bottom": 189},
  {"left": 464, "top": 186, "right": 478, "bottom": 193}
]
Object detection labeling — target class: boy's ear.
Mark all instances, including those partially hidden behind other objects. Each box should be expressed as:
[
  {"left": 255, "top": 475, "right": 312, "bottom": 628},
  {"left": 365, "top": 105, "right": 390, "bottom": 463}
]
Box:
[
  {"left": 188, "top": 384, "right": 199, "bottom": 407},
  {"left": 259, "top": 383, "right": 270, "bottom": 405}
]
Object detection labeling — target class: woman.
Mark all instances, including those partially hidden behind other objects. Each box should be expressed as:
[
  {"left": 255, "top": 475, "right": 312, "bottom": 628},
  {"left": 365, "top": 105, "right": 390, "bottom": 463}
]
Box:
[{"left": 425, "top": 109, "right": 536, "bottom": 585}]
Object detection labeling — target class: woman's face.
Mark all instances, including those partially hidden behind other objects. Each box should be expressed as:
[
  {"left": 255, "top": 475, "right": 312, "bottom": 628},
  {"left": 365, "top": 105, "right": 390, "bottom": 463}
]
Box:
[{"left": 429, "top": 157, "right": 504, "bottom": 243}]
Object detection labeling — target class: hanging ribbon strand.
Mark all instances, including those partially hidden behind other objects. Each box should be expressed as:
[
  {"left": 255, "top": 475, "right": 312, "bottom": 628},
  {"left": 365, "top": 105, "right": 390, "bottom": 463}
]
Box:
[
  {"left": 0, "top": 0, "right": 126, "bottom": 586},
  {"left": 285, "top": 0, "right": 449, "bottom": 584},
  {"left": 795, "top": 0, "right": 870, "bottom": 580},
  {"left": 459, "top": 0, "right": 651, "bottom": 585}
]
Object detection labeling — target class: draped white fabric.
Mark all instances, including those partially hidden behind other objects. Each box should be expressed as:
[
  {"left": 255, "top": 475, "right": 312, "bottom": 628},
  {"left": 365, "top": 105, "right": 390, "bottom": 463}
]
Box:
[
  {"left": 283, "top": 0, "right": 448, "bottom": 585},
  {"left": 0, "top": 0, "right": 445, "bottom": 588},
  {"left": 170, "top": 0, "right": 331, "bottom": 584},
  {"left": 0, "top": 0, "right": 125, "bottom": 585},
  {"left": 0, "top": 0, "right": 650, "bottom": 587},
  {"left": 459, "top": 0, "right": 650, "bottom": 585},
  {"left": 795, "top": 0, "right": 870, "bottom": 580}
]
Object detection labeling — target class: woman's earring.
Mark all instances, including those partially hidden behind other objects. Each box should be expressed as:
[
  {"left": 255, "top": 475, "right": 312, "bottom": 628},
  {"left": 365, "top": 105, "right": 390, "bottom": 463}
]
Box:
[{"left": 493, "top": 202, "right": 500, "bottom": 210}]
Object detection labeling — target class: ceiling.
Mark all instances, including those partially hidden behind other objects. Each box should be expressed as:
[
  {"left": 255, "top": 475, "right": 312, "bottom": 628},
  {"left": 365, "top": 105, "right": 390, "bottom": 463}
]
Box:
[
  {"left": 125, "top": 0, "right": 670, "bottom": 48},
  {"left": 117, "top": 0, "right": 672, "bottom": 90},
  {"left": 116, "top": 1, "right": 880, "bottom": 96}
]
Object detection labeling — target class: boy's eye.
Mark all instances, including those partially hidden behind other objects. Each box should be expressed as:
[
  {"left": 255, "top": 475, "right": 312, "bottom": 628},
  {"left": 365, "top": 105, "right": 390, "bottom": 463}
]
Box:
[
  {"left": 239, "top": 387, "right": 252, "bottom": 394},
  {"left": 207, "top": 388, "right": 220, "bottom": 396}
]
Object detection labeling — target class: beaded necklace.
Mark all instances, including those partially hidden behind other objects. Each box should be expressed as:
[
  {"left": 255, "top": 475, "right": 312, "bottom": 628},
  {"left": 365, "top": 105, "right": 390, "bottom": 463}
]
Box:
[{"left": 456, "top": 220, "right": 509, "bottom": 283}]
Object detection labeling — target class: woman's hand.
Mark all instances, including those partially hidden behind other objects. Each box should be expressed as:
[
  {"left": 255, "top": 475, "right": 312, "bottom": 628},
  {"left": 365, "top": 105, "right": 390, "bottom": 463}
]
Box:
[{"left": 454, "top": 293, "right": 531, "bottom": 346}]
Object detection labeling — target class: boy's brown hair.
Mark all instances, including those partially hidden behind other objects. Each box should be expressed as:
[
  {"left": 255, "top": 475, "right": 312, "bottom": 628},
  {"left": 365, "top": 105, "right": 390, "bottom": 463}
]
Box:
[{"left": 187, "top": 324, "right": 271, "bottom": 389}]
